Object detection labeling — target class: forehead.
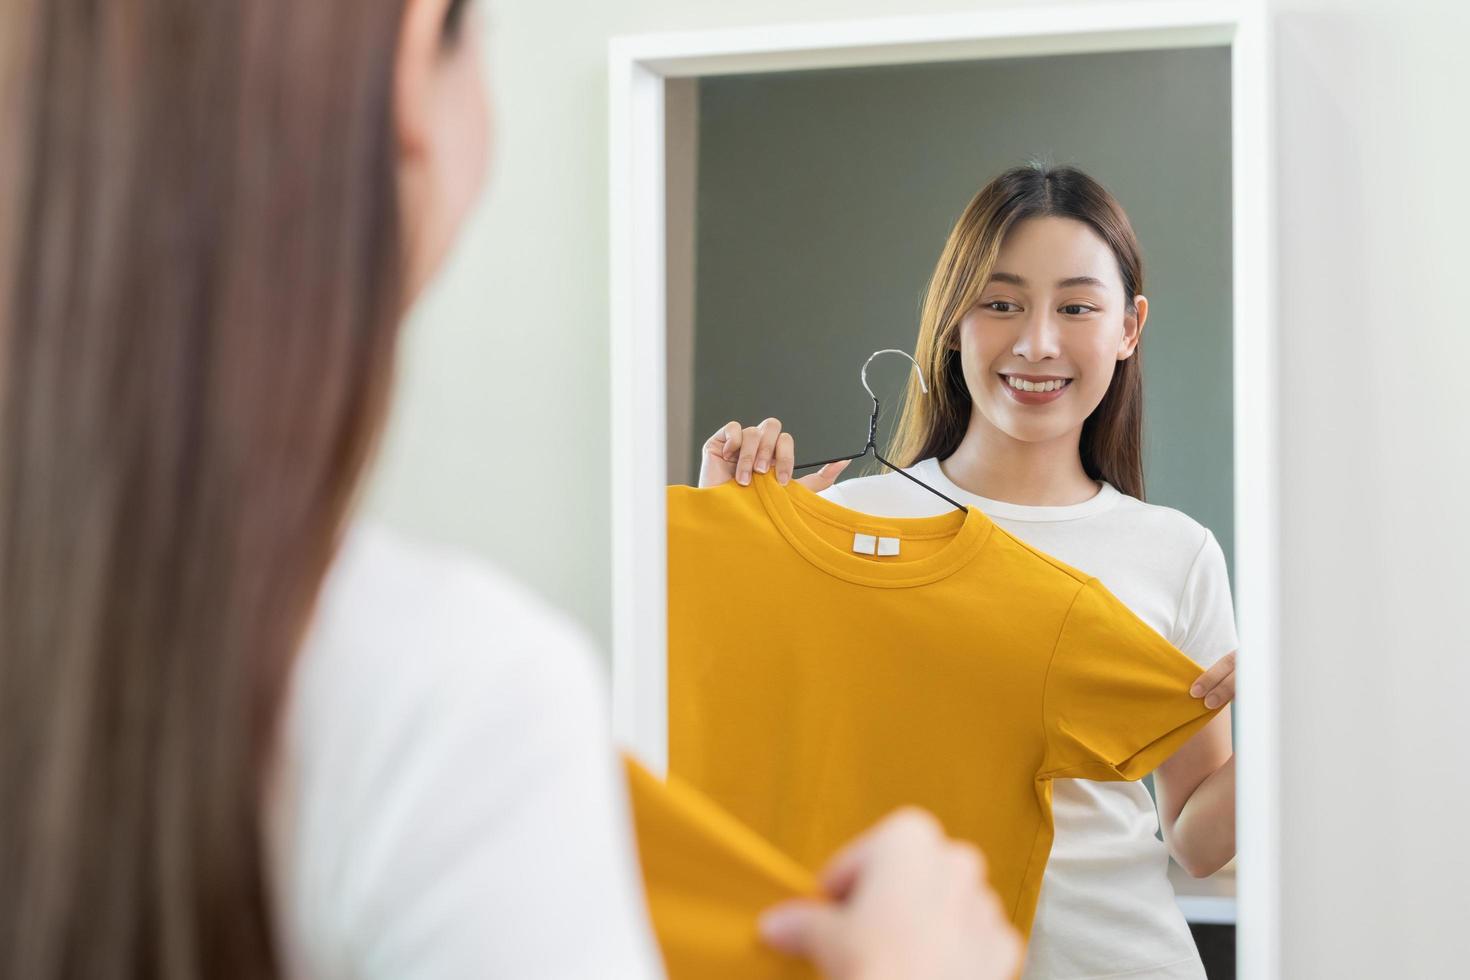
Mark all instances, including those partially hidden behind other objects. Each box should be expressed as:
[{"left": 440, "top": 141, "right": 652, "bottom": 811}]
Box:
[{"left": 991, "top": 216, "right": 1119, "bottom": 287}]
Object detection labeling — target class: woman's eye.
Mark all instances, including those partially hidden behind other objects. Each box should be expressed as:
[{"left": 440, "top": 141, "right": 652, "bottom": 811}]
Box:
[
  {"left": 985, "top": 301, "right": 1019, "bottom": 313},
  {"left": 1061, "top": 304, "right": 1096, "bottom": 315}
]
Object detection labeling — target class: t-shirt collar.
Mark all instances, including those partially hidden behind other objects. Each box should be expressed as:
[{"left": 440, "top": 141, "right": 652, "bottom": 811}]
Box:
[
  {"left": 916, "top": 457, "right": 1121, "bottom": 523},
  {"left": 752, "top": 469, "right": 994, "bottom": 588}
]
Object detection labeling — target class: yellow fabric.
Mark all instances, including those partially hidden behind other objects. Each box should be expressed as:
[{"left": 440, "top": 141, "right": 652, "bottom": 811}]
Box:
[
  {"left": 666, "top": 471, "right": 1223, "bottom": 943},
  {"left": 622, "top": 754, "right": 819, "bottom": 980}
]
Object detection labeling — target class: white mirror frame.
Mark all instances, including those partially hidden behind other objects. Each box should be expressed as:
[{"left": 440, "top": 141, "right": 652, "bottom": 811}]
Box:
[{"left": 608, "top": 3, "right": 1277, "bottom": 975}]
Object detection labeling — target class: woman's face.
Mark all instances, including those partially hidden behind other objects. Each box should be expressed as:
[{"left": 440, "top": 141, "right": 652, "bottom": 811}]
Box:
[
  {"left": 396, "top": 0, "right": 492, "bottom": 303},
  {"left": 955, "top": 215, "right": 1147, "bottom": 445}
]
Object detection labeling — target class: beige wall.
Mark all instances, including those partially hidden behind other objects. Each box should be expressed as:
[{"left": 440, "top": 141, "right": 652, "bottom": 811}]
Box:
[{"left": 362, "top": 1, "right": 1470, "bottom": 973}]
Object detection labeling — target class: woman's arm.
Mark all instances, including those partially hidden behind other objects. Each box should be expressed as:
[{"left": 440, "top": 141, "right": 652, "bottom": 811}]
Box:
[{"left": 1153, "top": 652, "right": 1237, "bottom": 877}]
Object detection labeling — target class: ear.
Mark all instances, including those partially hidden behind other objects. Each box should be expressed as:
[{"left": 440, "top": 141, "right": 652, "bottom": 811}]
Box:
[
  {"left": 394, "top": 0, "right": 449, "bottom": 163},
  {"left": 1119, "top": 294, "right": 1148, "bottom": 360}
]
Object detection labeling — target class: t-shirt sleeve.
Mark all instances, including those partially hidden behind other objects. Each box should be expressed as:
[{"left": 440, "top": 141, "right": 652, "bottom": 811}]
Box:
[
  {"left": 1170, "top": 527, "right": 1240, "bottom": 670},
  {"left": 1039, "top": 577, "right": 1225, "bottom": 782}
]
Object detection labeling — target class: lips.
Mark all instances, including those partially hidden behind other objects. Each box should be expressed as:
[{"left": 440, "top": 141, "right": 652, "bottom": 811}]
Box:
[
  {"left": 998, "top": 373, "right": 1072, "bottom": 403},
  {"left": 1000, "top": 373, "right": 1072, "bottom": 392}
]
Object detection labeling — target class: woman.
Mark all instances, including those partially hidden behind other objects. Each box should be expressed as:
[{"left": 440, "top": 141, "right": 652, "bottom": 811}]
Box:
[
  {"left": 702, "top": 164, "right": 1239, "bottom": 980},
  {"left": 0, "top": 0, "right": 1021, "bottom": 978}
]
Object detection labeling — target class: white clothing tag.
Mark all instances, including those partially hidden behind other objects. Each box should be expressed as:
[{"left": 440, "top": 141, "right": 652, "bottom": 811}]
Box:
[{"left": 852, "top": 533, "right": 901, "bottom": 556}]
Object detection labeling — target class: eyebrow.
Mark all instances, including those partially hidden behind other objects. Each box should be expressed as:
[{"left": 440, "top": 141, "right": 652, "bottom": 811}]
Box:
[{"left": 986, "top": 272, "right": 1108, "bottom": 290}]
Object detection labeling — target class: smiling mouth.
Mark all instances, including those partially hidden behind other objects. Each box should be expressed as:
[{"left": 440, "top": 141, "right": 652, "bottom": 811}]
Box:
[{"left": 999, "top": 373, "right": 1073, "bottom": 394}]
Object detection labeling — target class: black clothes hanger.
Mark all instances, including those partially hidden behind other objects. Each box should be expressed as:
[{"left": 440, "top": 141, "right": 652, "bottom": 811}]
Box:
[{"left": 793, "top": 349, "right": 968, "bottom": 514}]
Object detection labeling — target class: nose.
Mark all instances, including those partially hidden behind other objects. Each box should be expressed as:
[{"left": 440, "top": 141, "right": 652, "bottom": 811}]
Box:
[{"left": 1011, "top": 309, "right": 1064, "bottom": 363}]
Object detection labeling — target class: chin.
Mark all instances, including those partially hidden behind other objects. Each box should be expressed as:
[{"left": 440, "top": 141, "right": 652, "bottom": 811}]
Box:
[{"left": 972, "top": 405, "right": 1045, "bottom": 444}]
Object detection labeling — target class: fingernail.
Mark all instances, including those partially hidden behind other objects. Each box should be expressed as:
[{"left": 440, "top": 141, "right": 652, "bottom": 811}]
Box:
[
  {"left": 757, "top": 908, "right": 795, "bottom": 945},
  {"left": 1190, "top": 685, "right": 1203, "bottom": 698},
  {"left": 755, "top": 460, "right": 768, "bottom": 473},
  {"left": 738, "top": 471, "right": 749, "bottom": 486},
  {"left": 1205, "top": 695, "right": 1220, "bottom": 708}
]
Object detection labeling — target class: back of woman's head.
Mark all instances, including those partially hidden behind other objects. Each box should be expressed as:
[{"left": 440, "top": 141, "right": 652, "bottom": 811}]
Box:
[
  {"left": 0, "top": 0, "right": 408, "bottom": 975},
  {"left": 890, "top": 162, "right": 1148, "bottom": 499}
]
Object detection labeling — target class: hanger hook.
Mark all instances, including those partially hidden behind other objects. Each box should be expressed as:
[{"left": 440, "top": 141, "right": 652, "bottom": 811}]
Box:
[{"left": 860, "top": 348, "right": 929, "bottom": 402}]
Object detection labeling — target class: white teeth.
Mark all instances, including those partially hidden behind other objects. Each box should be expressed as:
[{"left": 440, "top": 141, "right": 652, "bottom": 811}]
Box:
[{"left": 1005, "top": 376, "right": 1070, "bottom": 393}]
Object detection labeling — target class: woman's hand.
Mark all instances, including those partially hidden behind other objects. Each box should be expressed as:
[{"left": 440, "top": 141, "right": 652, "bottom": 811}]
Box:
[
  {"left": 698, "top": 417, "right": 849, "bottom": 489},
  {"left": 1189, "top": 650, "right": 1237, "bottom": 710},
  {"left": 757, "top": 807, "right": 1024, "bottom": 980}
]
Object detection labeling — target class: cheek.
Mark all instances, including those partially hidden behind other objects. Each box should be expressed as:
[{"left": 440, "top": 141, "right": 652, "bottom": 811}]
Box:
[
  {"left": 956, "top": 319, "right": 1010, "bottom": 391},
  {"left": 1071, "top": 331, "right": 1123, "bottom": 389}
]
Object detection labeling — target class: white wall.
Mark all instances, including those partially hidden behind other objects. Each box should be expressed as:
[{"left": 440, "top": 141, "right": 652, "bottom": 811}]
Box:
[
  {"left": 1272, "top": 0, "right": 1470, "bottom": 974},
  {"left": 363, "top": 0, "right": 1470, "bottom": 973}
]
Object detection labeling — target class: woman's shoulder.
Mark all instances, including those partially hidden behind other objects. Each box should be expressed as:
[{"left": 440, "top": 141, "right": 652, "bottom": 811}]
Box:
[
  {"left": 1106, "top": 486, "right": 1218, "bottom": 545},
  {"left": 306, "top": 521, "right": 600, "bottom": 690},
  {"left": 280, "top": 520, "right": 612, "bottom": 807},
  {"left": 320, "top": 520, "right": 576, "bottom": 632}
]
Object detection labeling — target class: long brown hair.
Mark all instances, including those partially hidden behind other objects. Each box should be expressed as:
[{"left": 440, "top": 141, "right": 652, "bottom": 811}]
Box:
[
  {"left": 1, "top": 0, "right": 411, "bottom": 975},
  {"left": 888, "top": 163, "right": 1149, "bottom": 500}
]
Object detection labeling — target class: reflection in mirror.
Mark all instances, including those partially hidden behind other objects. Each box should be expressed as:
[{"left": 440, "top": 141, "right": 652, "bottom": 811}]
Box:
[{"left": 663, "top": 45, "right": 1238, "bottom": 980}]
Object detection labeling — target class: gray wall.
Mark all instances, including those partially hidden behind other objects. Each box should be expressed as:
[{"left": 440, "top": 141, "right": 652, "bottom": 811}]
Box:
[{"left": 689, "top": 47, "right": 1235, "bottom": 579}]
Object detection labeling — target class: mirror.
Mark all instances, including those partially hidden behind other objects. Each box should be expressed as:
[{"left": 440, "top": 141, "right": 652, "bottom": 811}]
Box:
[{"left": 614, "top": 19, "right": 1261, "bottom": 978}]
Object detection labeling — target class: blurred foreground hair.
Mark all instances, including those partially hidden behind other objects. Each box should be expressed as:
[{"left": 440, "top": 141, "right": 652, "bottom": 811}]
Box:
[{"left": 0, "top": 0, "right": 408, "bottom": 975}]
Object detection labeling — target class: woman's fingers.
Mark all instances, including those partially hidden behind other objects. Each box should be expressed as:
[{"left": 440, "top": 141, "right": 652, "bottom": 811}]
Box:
[
  {"left": 818, "top": 806, "right": 943, "bottom": 900},
  {"left": 774, "top": 432, "right": 796, "bottom": 483},
  {"left": 759, "top": 804, "right": 1023, "bottom": 980},
  {"left": 1189, "top": 650, "right": 1237, "bottom": 708},
  {"left": 702, "top": 417, "right": 830, "bottom": 488},
  {"left": 754, "top": 418, "right": 784, "bottom": 477},
  {"left": 756, "top": 898, "right": 842, "bottom": 960},
  {"left": 796, "top": 458, "right": 851, "bottom": 492},
  {"left": 1188, "top": 651, "right": 1234, "bottom": 696},
  {"left": 734, "top": 426, "right": 760, "bottom": 485},
  {"left": 697, "top": 421, "right": 745, "bottom": 488},
  {"left": 736, "top": 418, "right": 783, "bottom": 486},
  {"left": 712, "top": 420, "right": 743, "bottom": 462},
  {"left": 1202, "top": 674, "right": 1235, "bottom": 709}
]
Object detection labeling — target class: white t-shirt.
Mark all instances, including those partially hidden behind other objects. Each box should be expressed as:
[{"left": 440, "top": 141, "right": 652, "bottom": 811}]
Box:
[
  {"left": 822, "top": 457, "right": 1238, "bottom": 980},
  {"left": 264, "top": 522, "right": 665, "bottom": 979}
]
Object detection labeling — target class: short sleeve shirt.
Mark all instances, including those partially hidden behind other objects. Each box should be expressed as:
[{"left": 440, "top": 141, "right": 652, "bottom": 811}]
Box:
[{"left": 666, "top": 472, "right": 1222, "bottom": 941}]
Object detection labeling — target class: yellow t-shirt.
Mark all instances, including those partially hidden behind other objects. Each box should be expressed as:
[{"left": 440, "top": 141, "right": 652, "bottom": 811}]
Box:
[
  {"left": 666, "top": 470, "right": 1223, "bottom": 942},
  {"left": 623, "top": 753, "right": 818, "bottom": 980}
]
